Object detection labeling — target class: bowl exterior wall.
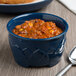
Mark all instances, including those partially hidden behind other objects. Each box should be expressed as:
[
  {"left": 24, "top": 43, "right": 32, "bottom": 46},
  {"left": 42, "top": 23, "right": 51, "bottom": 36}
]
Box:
[{"left": 8, "top": 33, "right": 66, "bottom": 67}]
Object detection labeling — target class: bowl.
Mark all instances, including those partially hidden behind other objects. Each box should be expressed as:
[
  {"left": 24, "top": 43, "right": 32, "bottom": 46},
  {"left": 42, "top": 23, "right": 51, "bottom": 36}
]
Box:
[
  {"left": 7, "top": 13, "right": 68, "bottom": 67},
  {"left": 0, "top": 0, "right": 52, "bottom": 13}
]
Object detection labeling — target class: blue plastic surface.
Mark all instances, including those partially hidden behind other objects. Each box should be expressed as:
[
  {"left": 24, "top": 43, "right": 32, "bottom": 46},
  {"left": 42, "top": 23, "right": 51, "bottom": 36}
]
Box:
[
  {"left": 0, "top": 0, "right": 52, "bottom": 13},
  {"left": 7, "top": 13, "right": 68, "bottom": 67}
]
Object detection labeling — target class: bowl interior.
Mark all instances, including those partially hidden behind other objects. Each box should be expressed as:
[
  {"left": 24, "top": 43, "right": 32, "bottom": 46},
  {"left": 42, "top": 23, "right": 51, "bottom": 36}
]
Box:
[{"left": 7, "top": 13, "right": 68, "bottom": 40}]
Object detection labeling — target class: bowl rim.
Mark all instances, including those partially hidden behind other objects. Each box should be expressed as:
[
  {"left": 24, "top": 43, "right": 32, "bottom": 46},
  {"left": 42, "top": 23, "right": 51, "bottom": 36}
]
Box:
[
  {"left": 7, "top": 13, "right": 69, "bottom": 41},
  {"left": 0, "top": 0, "right": 49, "bottom": 6}
]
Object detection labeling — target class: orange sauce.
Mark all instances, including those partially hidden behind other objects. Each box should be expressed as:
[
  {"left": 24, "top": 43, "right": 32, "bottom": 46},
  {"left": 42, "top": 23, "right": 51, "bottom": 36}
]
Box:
[
  {"left": 12, "top": 19, "right": 63, "bottom": 39},
  {"left": 0, "top": 0, "right": 35, "bottom": 4}
]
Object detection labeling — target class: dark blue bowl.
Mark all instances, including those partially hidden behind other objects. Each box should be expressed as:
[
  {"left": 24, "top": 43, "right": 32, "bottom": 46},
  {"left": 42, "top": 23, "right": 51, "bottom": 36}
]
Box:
[
  {"left": 7, "top": 13, "right": 68, "bottom": 67},
  {"left": 0, "top": 0, "right": 52, "bottom": 13}
]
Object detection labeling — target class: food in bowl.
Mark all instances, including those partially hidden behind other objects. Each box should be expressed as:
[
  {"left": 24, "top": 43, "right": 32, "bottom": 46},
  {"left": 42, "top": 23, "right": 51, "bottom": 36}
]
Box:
[
  {"left": 0, "top": 0, "right": 43, "bottom": 4},
  {"left": 0, "top": 0, "right": 35, "bottom": 4},
  {"left": 12, "top": 19, "right": 63, "bottom": 39}
]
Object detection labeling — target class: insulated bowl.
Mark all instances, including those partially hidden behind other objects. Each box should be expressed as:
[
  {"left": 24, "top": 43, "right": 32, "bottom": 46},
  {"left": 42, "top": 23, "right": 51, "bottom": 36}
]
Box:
[{"left": 7, "top": 13, "right": 68, "bottom": 67}]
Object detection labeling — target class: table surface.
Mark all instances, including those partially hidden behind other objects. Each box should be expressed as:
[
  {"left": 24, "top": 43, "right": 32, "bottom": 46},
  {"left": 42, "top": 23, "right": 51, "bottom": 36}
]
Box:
[{"left": 0, "top": 0, "right": 76, "bottom": 76}]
